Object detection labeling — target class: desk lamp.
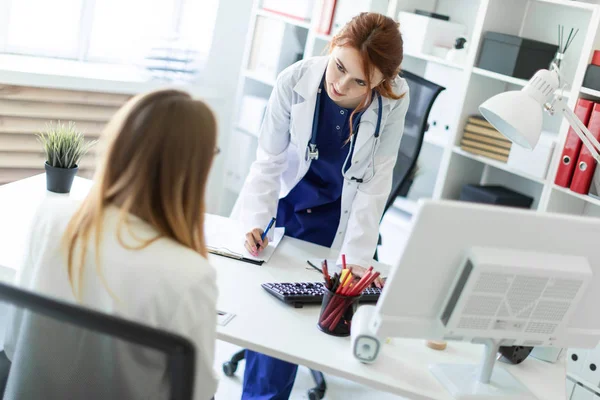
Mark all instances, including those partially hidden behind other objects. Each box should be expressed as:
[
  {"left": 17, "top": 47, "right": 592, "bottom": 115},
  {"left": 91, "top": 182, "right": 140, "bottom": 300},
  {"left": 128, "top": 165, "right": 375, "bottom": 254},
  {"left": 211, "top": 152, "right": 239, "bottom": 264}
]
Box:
[{"left": 479, "top": 64, "right": 600, "bottom": 162}]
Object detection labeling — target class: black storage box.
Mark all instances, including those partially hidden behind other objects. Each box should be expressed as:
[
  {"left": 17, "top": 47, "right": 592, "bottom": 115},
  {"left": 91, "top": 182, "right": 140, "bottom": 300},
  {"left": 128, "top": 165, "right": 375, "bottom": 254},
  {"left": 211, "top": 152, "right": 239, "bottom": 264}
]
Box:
[
  {"left": 477, "top": 32, "right": 558, "bottom": 80},
  {"left": 583, "top": 64, "right": 600, "bottom": 91},
  {"left": 459, "top": 184, "right": 534, "bottom": 209}
]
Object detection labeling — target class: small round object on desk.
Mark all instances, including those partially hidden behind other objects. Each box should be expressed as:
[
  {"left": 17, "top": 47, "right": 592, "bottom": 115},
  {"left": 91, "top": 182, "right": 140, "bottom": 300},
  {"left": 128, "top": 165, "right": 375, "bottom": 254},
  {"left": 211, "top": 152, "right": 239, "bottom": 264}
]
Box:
[
  {"left": 426, "top": 340, "right": 447, "bottom": 351},
  {"left": 222, "top": 361, "right": 238, "bottom": 377}
]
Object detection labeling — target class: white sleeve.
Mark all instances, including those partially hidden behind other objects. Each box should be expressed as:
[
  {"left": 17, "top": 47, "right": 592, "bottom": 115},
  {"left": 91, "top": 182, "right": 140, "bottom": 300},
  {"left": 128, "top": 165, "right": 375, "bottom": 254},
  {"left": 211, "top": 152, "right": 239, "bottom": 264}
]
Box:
[
  {"left": 340, "top": 88, "right": 410, "bottom": 267},
  {"left": 231, "top": 65, "right": 296, "bottom": 232},
  {"left": 167, "top": 266, "right": 219, "bottom": 400}
]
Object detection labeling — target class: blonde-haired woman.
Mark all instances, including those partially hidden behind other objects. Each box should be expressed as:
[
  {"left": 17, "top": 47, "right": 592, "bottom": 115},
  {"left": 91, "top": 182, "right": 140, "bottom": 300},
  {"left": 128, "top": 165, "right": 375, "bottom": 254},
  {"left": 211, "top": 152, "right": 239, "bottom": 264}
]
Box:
[{"left": 3, "top": 89, "right": 219, "bottom": 399}]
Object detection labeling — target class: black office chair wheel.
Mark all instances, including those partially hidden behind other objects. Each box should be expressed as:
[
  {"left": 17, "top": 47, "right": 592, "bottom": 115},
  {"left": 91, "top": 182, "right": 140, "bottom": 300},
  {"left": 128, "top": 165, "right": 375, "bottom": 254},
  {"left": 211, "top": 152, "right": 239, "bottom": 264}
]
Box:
[
  {"left": 307, "top": 388, "right": 325, "bottom": 400},
  {"left": 222, "top": 361, "right": 238, "bottom": 377}
]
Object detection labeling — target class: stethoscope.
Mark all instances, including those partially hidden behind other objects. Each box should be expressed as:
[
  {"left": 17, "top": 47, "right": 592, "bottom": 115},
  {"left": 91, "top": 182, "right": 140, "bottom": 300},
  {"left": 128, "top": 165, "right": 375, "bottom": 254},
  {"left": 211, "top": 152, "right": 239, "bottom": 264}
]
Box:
[{"left": 305, "top": 73, "right": 383, "bottom": 184}]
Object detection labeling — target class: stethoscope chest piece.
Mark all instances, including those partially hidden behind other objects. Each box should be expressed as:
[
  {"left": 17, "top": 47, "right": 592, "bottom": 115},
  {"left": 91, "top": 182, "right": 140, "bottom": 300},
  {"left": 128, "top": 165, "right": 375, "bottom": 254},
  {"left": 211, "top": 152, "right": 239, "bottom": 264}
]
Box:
[{"left": 306, "top": 143, "right": 319, "bottom": 161}]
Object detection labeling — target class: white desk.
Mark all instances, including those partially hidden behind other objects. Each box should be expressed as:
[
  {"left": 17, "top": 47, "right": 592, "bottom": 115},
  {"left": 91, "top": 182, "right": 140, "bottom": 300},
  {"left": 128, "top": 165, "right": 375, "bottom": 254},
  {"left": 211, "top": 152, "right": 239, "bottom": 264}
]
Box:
[{"left": 0, "top": 175, "right": 567, "bottom": 400}]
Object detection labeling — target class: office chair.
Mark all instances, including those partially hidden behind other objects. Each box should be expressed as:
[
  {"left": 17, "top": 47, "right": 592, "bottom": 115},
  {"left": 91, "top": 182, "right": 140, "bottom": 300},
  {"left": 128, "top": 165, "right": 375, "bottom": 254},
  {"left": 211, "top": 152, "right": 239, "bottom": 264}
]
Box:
[
  {"left": 0, "top": 282, "right": 196, "bottom": 400},
  {"left": 375, "top": 70, "right": 445, "bottom": 260},
  {"left": 385, "top": 69, "right": 446, "bottom": 212}
]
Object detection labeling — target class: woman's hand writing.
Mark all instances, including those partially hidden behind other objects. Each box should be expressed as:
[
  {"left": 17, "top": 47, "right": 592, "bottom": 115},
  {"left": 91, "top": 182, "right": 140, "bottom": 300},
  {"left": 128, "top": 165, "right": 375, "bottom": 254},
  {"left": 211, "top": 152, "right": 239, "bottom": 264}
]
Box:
[{"left": 244, "top": 228, "right": 269, "bottom": 257}]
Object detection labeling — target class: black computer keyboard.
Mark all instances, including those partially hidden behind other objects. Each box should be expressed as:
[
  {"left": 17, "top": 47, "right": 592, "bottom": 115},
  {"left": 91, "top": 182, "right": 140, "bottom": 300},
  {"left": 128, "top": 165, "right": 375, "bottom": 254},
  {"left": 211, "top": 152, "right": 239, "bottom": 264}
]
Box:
[{"left": 261, "top": 282, "right": 382, "bottom": 308}]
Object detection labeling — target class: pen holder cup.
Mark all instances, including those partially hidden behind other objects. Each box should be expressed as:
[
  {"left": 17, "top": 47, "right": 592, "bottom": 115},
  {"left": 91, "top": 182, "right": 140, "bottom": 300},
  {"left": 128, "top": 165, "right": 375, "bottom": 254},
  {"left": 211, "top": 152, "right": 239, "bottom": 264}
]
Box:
[{"left": 317, "top": 289, "right": 361, "bottom": 337}]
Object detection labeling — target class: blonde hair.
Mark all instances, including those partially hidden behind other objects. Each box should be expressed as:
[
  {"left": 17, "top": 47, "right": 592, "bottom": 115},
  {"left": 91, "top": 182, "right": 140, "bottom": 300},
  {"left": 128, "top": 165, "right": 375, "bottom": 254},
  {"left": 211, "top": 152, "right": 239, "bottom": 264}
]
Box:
[{"left": 63, "top": 89, "right": 218, "bottom": 299}]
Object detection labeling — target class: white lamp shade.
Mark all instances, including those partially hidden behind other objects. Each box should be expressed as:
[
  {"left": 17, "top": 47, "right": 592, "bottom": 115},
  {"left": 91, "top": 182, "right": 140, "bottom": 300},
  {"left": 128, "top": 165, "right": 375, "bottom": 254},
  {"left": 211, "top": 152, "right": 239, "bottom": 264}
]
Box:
[{"left": 479, "top": 91, "right": 543, "bottom": 150}]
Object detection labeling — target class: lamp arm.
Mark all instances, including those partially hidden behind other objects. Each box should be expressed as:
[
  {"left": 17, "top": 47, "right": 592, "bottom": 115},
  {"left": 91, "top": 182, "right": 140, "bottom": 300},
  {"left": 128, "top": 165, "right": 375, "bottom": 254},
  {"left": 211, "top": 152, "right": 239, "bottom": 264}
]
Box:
[{"left": 558, "top": 100, "right": 600, "bottom": 164}]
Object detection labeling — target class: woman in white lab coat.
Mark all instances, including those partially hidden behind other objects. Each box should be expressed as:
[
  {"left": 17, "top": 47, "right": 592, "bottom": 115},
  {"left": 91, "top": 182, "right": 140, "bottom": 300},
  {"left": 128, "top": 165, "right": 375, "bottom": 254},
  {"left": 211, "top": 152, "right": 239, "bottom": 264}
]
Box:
[
  {"left": 232, "top": 12, "right": 410, "bottom": 400},
  {"left": 3, "top": 90, "right": 220, "bottom": 399}
]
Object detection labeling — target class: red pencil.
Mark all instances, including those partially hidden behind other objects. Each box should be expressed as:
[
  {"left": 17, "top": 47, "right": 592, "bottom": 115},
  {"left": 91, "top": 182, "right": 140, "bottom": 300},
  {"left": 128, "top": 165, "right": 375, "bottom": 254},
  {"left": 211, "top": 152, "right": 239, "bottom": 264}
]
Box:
[
  {"left": 342, "top": 254, "right": 347, "bottom": 270},
  {"left": 351, "top": 272, "right": 380, "bottom": 296},
  {"left": 322, "top": 260, "right": 331, "bottom": 289}
]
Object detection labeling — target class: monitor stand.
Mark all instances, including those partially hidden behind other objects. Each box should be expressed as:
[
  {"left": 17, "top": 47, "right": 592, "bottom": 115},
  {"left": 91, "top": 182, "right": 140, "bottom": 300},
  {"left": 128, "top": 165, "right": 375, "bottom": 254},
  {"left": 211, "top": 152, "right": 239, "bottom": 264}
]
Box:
[{"left": 429, "top": 339, "right": 538, "bottom": 400}]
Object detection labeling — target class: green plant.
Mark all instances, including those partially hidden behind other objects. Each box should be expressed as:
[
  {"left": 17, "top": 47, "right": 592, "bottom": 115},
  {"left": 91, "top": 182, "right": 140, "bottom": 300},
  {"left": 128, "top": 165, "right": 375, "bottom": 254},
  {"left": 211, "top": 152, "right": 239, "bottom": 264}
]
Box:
[{"left": 37, "top": 121, "right": 96, "bottom": 169}]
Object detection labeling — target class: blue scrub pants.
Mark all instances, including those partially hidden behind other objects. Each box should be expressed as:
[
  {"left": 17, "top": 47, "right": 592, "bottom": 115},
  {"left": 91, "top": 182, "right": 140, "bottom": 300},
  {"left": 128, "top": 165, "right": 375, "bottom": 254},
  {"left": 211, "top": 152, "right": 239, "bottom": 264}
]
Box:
[{"left": 241, "top": 350, "right": 298, "bottom": 399}]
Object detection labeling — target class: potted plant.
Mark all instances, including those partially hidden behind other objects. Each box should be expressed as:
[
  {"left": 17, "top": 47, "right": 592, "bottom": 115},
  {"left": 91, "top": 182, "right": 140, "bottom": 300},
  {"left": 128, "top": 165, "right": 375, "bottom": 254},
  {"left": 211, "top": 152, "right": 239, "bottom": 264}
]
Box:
[{"left": 37, "top": 121, "right": 96, "bottom": 194}]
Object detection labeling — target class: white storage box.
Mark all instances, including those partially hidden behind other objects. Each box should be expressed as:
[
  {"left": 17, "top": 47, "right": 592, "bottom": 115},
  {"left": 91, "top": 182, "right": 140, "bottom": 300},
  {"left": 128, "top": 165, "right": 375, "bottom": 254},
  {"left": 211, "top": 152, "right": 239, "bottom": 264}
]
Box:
[
  {"left": 507, "top": 132, "right": 556, "bottom": 180},
  {"left": 397, "top": 11, "right": 467, "bottom": 56},
  {"left": 238, "top": 95, "right": 269, "bottom": 136}
]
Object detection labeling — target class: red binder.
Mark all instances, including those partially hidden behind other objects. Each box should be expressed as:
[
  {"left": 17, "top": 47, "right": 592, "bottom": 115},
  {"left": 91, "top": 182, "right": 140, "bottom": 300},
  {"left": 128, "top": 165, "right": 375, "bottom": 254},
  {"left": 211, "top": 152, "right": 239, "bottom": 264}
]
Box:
[
  {"left": 316, "top": 0, "right": 337, "bottom": 35},
  {"left": 555, "top": 98, "right": 595, "bottom": 187},
  {"left": 571, "top": 103, "right": 600, "bottom": 194}
]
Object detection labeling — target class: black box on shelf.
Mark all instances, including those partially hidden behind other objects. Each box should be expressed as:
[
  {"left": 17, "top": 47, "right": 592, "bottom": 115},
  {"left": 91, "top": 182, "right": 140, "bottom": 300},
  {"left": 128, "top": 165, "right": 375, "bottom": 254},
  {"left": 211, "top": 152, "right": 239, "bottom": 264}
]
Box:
[
  {"left": 477, "top": 32, "right": 558, "bottom": 80},
  {"left": 459, "top": 184, "right": 534, "bottom": 209},
  {"left": 583, "top": 64, "right": 600, "bottom": 91}
]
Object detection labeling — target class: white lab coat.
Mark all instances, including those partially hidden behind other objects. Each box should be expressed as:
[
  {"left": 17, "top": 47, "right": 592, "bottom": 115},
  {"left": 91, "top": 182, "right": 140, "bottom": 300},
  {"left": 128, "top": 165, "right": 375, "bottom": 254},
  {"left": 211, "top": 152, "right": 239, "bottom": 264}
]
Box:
[
  {"left": 232, "top": 56, "right": 410, "bottom": 266},
  {"left": 3, "top": 197, "right": 218, "bottom": 399}
]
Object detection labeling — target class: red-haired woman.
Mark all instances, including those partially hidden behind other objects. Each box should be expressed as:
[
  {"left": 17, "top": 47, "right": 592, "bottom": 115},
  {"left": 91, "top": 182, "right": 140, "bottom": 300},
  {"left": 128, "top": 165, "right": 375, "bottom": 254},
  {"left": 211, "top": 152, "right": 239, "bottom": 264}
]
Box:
[{"left": 232, "top": 12, "right": 409, "bottom": 399}]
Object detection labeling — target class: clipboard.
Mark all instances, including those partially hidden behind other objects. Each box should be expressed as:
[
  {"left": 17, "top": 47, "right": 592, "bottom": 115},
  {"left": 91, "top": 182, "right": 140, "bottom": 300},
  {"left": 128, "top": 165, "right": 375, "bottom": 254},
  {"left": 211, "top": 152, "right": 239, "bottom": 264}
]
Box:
[
  {"left": 204, "top": 214, "right": 285, "bottom": 265},
  {"left": 207, "top": 246, "right": 264, "bottom": 265}
]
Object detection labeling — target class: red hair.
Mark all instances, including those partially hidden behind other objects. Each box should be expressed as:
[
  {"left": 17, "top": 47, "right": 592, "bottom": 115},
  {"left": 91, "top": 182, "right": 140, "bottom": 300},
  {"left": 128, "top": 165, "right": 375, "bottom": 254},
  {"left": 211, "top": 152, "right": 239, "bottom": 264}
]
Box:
[{"left": 328, "top": 12, "right": 405, "bottom": 136}]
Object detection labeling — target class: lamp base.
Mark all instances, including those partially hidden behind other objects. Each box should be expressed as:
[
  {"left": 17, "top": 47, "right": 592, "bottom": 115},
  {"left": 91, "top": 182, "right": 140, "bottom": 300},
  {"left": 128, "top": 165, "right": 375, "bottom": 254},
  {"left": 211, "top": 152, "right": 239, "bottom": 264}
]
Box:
[{"left": 430, "top": 364, "right": 538, "bottom": 400}]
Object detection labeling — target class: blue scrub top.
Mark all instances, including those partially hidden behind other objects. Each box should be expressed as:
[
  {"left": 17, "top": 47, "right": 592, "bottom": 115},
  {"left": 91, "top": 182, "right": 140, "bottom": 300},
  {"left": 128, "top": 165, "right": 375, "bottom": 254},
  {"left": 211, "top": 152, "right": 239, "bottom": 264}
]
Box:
[{"left": 276, "top": 84, "right": 357, "bottom": 248}]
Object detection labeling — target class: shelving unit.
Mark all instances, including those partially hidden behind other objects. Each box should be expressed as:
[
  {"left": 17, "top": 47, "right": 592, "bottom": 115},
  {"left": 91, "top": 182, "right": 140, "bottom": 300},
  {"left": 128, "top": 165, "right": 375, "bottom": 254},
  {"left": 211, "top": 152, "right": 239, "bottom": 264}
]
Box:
[
  {"left": 404, "top": 51, "right": 465, "bottom": 70},
  {"left": 223, "top": 0, "right": 600, "bottom": 220},
  {"left": 553, "top": 184, "right": 600, "bottom": 207},
  {"left": 452, "top": 146, "right": 547, "bottom": 184},
  {"left": 581, "top": 86, "right": 600, "bottom": 98},
  {"left": 472, "top": 67, "right": 529, "bottom": 86}
]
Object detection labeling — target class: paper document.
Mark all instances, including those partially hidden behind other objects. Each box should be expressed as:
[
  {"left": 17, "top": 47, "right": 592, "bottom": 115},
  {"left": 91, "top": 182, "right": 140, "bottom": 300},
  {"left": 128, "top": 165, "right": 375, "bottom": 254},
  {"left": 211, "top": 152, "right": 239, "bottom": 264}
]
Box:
[
  {"left": 306, "top": 258, "right": 392, "bottom": 278},
  {"left": 204, "top": 214, "right": 284, "bottom": 264},
  {"left": 217, "top": 310, "right": 235, "bottom": 326}
]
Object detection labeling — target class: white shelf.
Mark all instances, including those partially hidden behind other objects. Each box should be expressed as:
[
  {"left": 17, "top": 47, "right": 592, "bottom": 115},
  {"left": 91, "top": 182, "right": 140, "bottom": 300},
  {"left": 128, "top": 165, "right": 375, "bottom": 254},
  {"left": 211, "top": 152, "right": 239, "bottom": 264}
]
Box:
[
  {"left": 535, "top": 0, "right": 598, "bottom": 11},
  {"left": 315, "top": 33, "right": 333, "bottom": 42},
  {"left": 472, "top": 67, "right": 571, "bottom": 98},
  {"left": 255, "top": 8, "right": 311, "bottom": 29},
  {"left": 567, "top": 372, "right": 600, "bottom": 394},
  {"left": 423, "top": 132, "right": 448, "bottom": 148},
  {"left": 243, "top": 69, "right": 276, "bottom": 87},
  {"left": 552, "top": 184, "right": 600, "bottom": 207},
  {"left": 453, "top": 146, "right": 546, "bottom": 184},
  {"left": 472, "top": 67, "right": 529, "bottom": 86},
  {"left": 581, "top": 87, "right": 600, "bottom": 98},
  {"left": 404, "top": 51, "right": 465, "bottom": 70}
]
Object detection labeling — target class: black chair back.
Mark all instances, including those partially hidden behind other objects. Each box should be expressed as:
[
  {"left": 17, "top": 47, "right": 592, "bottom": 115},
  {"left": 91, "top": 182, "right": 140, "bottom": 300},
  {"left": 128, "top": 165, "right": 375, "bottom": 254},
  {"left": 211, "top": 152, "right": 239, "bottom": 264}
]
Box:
[
  {"left": 384, "top": 70, "right": 446, "bottom": 213},
  {"left": 0, "top": 282, "right": 195, "bottom": 400}
]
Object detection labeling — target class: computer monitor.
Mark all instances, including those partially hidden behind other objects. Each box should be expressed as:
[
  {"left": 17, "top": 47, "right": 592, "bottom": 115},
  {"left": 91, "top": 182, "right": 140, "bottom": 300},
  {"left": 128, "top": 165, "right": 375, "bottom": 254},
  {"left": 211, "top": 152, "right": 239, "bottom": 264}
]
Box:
[{"left": 369, "top": 200, "right": 600, "bottom": 399}]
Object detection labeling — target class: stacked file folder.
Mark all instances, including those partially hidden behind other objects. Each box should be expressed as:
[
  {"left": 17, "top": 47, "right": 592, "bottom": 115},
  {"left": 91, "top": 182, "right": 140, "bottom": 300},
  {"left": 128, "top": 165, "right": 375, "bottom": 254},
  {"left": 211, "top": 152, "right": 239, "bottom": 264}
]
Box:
[{"left": 460, "top": 116, "right": 512, "bottom": 162}]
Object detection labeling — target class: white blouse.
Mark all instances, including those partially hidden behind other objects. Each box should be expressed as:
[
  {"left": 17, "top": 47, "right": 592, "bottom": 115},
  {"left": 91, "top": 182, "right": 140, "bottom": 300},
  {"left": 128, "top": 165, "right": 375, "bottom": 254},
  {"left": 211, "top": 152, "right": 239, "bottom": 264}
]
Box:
[{"left": 3, "top": 197, "right": 218, "bottom": 399}]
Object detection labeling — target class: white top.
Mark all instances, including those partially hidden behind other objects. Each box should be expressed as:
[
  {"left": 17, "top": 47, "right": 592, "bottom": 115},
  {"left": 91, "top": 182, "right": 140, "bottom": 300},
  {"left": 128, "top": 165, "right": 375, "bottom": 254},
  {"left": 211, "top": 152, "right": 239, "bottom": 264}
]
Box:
[{"left": 3, "top": 197, "right": 218, "bottom": 400}]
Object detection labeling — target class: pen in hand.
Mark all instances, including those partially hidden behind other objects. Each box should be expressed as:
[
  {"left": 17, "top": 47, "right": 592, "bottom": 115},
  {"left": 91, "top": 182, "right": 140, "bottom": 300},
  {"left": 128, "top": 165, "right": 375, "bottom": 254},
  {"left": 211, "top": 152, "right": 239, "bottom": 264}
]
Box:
[{"left": 258, "top": 217, "right": 276, "bottom": 250}]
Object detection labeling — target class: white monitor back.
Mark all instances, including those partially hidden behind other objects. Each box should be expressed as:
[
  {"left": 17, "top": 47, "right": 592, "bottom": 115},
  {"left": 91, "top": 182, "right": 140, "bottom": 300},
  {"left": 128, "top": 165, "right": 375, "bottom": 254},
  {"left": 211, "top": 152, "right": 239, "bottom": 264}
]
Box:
[{"left": 373, "top": 200, "right": 600, "bottom": 349}]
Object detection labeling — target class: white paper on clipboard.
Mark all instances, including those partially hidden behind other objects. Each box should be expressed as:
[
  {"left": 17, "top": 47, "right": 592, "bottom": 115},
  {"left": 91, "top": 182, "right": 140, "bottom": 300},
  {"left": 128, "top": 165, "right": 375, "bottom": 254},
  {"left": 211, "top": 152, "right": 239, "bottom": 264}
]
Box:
[
  {"left": 204, "top": 214, "right": 284, "bottom": 263},
  {"left": 217, "top": 310, "right": 236, "bottom": 326}
]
